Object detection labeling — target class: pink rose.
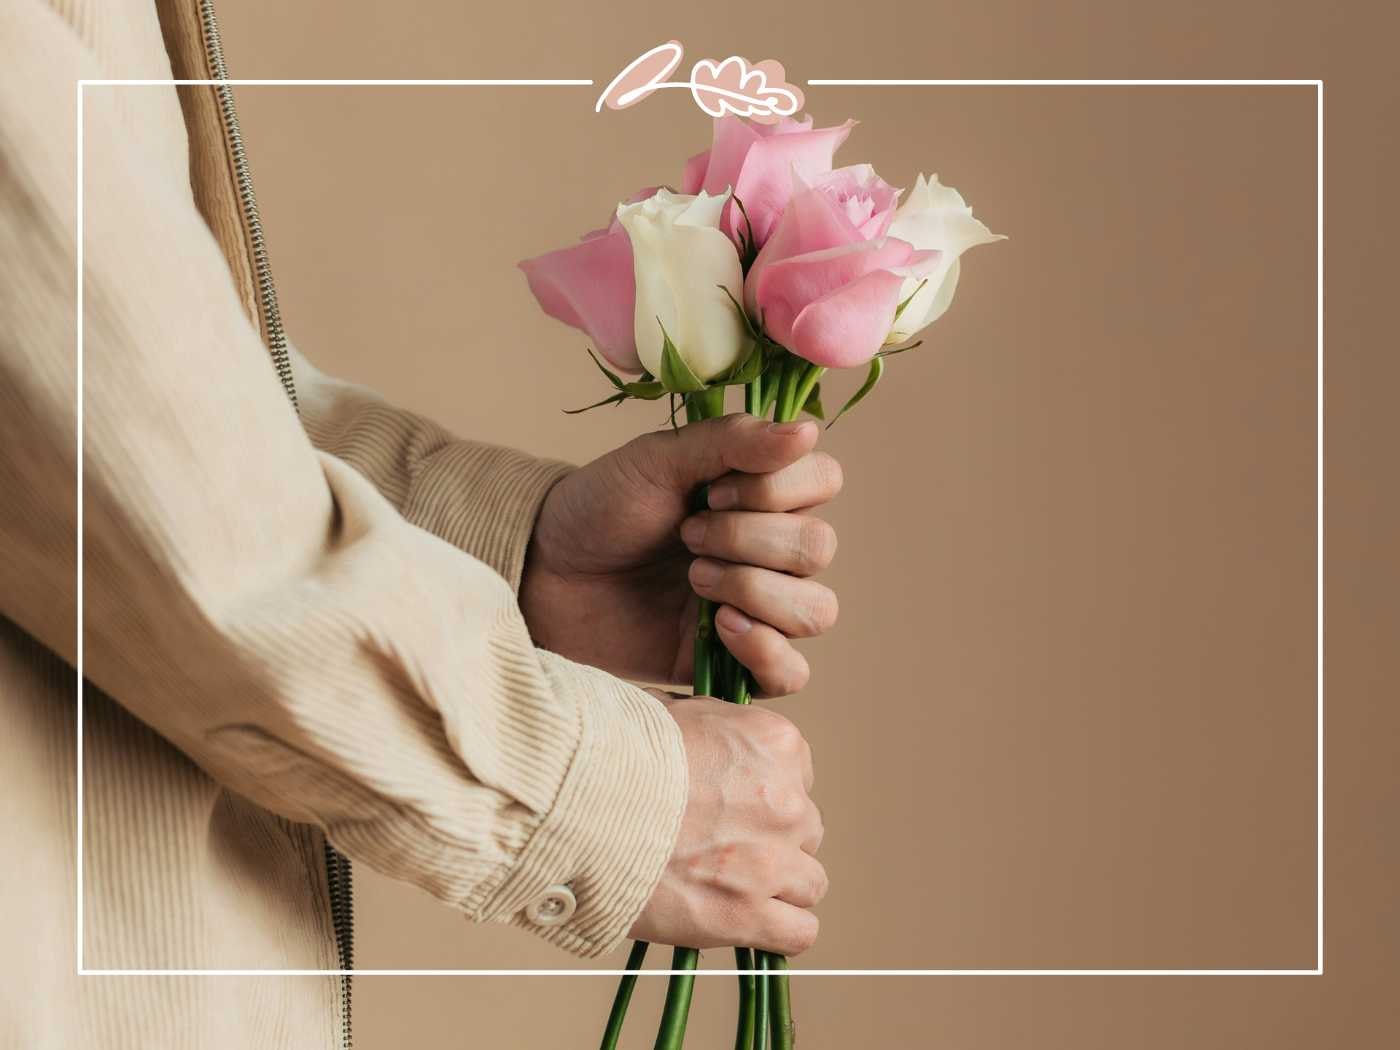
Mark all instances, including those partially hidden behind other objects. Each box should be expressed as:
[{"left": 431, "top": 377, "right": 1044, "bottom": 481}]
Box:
[
  {"left": 682, "top": 115, "right": 854, "bottom": 249},
  {"left": 746, "top": 168, "right": 939, "bottom": 369},
  {"left": 518, "top": 187, "right": 660, "bottom": 373}
]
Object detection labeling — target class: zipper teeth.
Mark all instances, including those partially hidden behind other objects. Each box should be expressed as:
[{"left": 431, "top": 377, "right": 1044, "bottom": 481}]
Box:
[
  {"left": 195, "top": 0, "right": 298, "bottom": 412},
  {"left": 194, "top": 7, "right": 351, "bottom": 1048}
]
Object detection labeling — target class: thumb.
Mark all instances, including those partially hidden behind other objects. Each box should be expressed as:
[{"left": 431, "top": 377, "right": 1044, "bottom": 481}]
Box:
[{"left": 650, "top": 414, "right": 819, "bottom": 489}]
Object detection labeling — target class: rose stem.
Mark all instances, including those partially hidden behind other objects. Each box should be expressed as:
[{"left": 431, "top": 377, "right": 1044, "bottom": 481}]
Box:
[
  {"left": 767, "top": 953, "right": 794, "bottom": 1050},
  {"left": 598, "top": 940, "right": 649, "bottom": 1050},
  {"left": 653, "top": 947, "right": 700, "bottom": 1050},
  {"left": 789, "top": 364, "right": 826, "bottom": 423},
  {"left": 754, "top": 951, "right": 771, "bottom": 1050},
  {"left": 733, "top": 947, "right": 756, "bottom": 1050}
]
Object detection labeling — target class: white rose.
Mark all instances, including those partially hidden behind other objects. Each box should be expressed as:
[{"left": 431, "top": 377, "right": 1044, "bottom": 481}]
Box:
[
  {"left": 886, "top": 174, "right": 1005, "bottom": 344},
  {"left": 616, "top": 188, "right": 750, "bottom": 384}
]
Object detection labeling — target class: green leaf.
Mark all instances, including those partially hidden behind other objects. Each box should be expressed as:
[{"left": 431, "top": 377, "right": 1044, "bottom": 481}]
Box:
[
  {"left": 801, "top": 382, "right": 825, "bottom": 420},
  {"left": 828, "top": 356, "right": 884, "bottom": 429},
  {"left": 563, "top": 391, "right": 629, "bottom": 414},
  {"left": 892, "top": 279, "right": 929, "bottom": 326},
  {"left": 656, "top": 319, "right": 708, "bottom": 394},
  {"left": 585, "top": 347, "right": 626, "bottom": 391}
]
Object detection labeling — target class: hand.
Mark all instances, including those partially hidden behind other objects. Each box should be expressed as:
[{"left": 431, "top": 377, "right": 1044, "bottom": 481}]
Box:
[
  {"left": 521, "top": 414, "right": 842, "bottom": 694},
  {"left": 629, "top": 695, "right": 826, "bottom": 955}
]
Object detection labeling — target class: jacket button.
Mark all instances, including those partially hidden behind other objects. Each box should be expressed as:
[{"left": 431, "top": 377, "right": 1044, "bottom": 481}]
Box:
[{"left": 524, "top": 884, "right": 577, "bottom": 927}]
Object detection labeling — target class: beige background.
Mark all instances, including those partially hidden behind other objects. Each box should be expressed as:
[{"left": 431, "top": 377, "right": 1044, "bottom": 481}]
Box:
[{"left": 216, "top": 0, "right": 1395, "bottom": 1046}]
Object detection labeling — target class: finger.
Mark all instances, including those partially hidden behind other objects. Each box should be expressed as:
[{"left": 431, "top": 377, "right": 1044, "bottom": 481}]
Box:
[
  {"left": 749, "top": 900, "right": 820, "bottom": 957},
  {"left": 714, "top": 604, "right": 811, "bottom": 697},
  {"left": 681, "top": 511, "right": 837, "bottom": 577},
  {"left": 691, "top": 560, "right": 839, "bottom": 639},
  {"left": 652, "top": 414, "right": 819, "bottom": 489},
  {"left": 800, "top": 802, "right": 824, "bottom": 855},
  {"left": 707, "top": 451, "right": 844, "bottom": 513},
  {"left": 774, "top": 852, "right": 829, "bottom": 909}
]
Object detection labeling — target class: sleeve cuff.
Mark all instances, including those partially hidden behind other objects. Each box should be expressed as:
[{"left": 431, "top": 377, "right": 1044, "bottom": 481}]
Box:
[
  {"left": 465, "top": 653, "right": 688, "bottom": 957},
  {"left": 400, "top": 443, "right": 572, "bottom": 591}
]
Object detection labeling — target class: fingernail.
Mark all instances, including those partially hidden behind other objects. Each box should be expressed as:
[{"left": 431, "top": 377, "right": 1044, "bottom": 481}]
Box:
[
  {"left": 707, "top": 482, "right": 738, "bottom": 510},
  {"left": 680, "top": 516, "right": 707, "bottom": 548},
  {"left": 690, "top": 558, "right": 722, "bottom": 588},
  {"left": 769, "top": 421, "right": 814, "bottom": 436},
  {"left": 716, "top": 605, "right": 753, "bottom": 634}
]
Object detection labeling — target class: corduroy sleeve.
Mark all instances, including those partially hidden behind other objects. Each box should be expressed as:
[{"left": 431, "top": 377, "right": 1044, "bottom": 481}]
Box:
[
  {"left": 289, "top": 350, "right": 571, "bottom": 592},
  {"left": 0, "top": 5, "right": 686, "bottom": 958}
]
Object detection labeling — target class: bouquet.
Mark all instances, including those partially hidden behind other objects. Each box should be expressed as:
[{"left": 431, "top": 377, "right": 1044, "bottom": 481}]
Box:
[{"left": 520, "top": 111, "right": 1002, "bottom": 1049}]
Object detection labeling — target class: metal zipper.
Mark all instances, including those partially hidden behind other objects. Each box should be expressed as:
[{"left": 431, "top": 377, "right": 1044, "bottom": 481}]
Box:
[
  {"left": 194, "top": 3, "right": 353, "bottom": 1047},
  {"left": 195, "top": 0, "right": 298, "bottom": 411}
]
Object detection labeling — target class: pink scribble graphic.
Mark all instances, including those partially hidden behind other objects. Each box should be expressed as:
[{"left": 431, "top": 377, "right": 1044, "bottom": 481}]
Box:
[{"left": 596, "top": 41, "right": 804, "bottom": 124}]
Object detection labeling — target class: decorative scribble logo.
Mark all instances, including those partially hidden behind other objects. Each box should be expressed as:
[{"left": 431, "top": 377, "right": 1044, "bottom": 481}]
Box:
[{"left": 596, "top": 41, "right": 804, "bottom": 124}]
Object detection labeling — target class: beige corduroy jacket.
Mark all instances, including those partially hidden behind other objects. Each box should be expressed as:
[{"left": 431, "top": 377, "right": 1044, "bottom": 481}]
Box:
[{"left": 0, "top": 1, "right": 688, "bottom": 1047}]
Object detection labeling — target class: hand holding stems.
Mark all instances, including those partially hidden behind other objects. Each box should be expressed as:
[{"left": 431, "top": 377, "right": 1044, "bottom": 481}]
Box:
[{"left": 600, "top": 358, "right": 828, "bottom": 1050}]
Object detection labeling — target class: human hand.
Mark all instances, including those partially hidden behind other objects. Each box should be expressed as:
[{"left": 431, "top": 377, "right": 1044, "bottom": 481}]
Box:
[
  {"left": 628, "top": 695, "right": 825, "bottom": 954},
  {"left": 521, "top": 415, "right": 842, "bottom": 695}
]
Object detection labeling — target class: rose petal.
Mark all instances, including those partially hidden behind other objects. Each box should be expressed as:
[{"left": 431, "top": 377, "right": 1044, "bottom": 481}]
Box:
[
  {"left": 754, "top": 237, "right": 915, "bottom": 347},
  {"left": 730, "top": 120, "right": 854, "bottom": 245},
  {"left": 788, "top": 268, "right": 909, "bottom": 368},
  {"left": 681, "top": 150, "right": 710, "bottom": 195},
  {"left": 518, "top": 228, "right": 641, "bottom": 373}
]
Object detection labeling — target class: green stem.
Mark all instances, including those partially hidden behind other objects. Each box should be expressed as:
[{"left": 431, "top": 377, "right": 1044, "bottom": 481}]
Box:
[
  {"left": 754, "top": 951, "right": 770, "bottom": 1050},
  {"left": 767, "top": 954, "right": 793, "bottom": 1050},
  {"left": 733, "top": 948, "right": 756, "bottom": 1050},
  {"left": 599, "top": 940, "right": 649, "bottom": 1050},
  {"left": 787, "top": 365, "right": 826, "bottom": 424},
  {"left": 775, "top": 355, "right": 801, "bottom": 423},
  {"left": 746, "top": 368, "right": 764, "bottom": 416},
  {"left": 653, "top": 947, "right": 700, "bottom": 1050}
]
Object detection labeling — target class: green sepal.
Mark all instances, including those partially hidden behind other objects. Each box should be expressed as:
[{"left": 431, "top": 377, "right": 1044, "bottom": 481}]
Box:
[
  {"left": 801, "top": 382, "right": 825, "bottom": 420},
  {"left": 876, "top": 339, "right": 923, "bottom": 359},
  {"left": 657, "top": 319, "right": 708, "bottom": 394},
  {"left": 828, "top": 356, "right": 884, "bottom": 429},
  {"left": 711, "top": 338, "right": 765, "bottom": 388},
  {"left": 622, "top": 380, "right": 667, "bottom": 400},
  {"left": 563, "top": 391, "right": 629, "bottom": 414},
  {"left": 585, "top": 347, "right": 627, "bottom": 390},
  {"left": 892, "top": 278, "right": 929, "bottom": 326},
  {"left": 732, "top": 194, "right": 759, "bottom": 271}
]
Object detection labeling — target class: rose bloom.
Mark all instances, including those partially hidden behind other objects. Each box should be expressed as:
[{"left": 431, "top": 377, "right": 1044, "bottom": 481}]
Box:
[
  {"left": 745, "top": 166, "right": 938, "bottom": 368},
  {"left": 682, "top": 115, "right": 853, "bottom": 249},
  {"left": 517, "top": 187, "right": 660, "bottom": 373},
  {"left": 885, "top": 173, "right": 1006, "bottom": 344},
  {"left": 615, "top": 188, "right": 751, "bottom": 382}
]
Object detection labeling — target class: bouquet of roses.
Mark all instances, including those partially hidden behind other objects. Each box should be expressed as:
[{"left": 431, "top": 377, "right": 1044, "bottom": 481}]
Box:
[{"left": 520, "top": 112, "right": 1002, "bottom": 1049}]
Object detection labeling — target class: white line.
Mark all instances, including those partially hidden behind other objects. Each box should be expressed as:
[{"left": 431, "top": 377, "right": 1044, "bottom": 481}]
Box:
[
  {"left": 806, "top": 79, "right": 1322, "bottom": 87},
  {"left": 80, "top": 969, "right": 1324, "bottom": 978},
  {"left": 1315, "top": 80, "right": 1325, "bottom": 975},
  {"left": 75, "top": 77, "right": 1324, "bottom": 979},
  {"left": 75, "top": 78, "right": 86, "bottom": 976},
  {"left": 79, "top": 79, "right": 593, "bottom": 87}
]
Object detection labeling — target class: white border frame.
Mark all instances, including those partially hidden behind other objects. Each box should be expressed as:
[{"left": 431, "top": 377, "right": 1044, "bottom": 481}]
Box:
[{"left": 76, "top": 78, "right": 1324, "bottom": 978}]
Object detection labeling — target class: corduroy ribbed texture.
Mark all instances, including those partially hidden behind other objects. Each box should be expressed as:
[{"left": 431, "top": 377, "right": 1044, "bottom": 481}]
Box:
[{"left": 0, "top": 2, "right": 689, "bottom": 1047}]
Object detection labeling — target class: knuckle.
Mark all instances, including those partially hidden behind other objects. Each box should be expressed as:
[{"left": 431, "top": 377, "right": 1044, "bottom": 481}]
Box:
[
  {"left": 795, "top": 518, "right": 837, "bottom": 573},
  {"left": 813, "top": 452, "right": 844, "bottom": 498},
  {"left": 762, "top": 712, "right": 804, "bottom": 754},
  {"left": 774, "top": 658, "right": 810, "bottom": 697},
  {"left": 767, "top": 786, "right": 807, "bottom": 828},
  {"left": 802, "top": 588, "right": 839, "bottom": 635},
  {"left": 789, "top": 917, "right": 819, "bottom": 955}
]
